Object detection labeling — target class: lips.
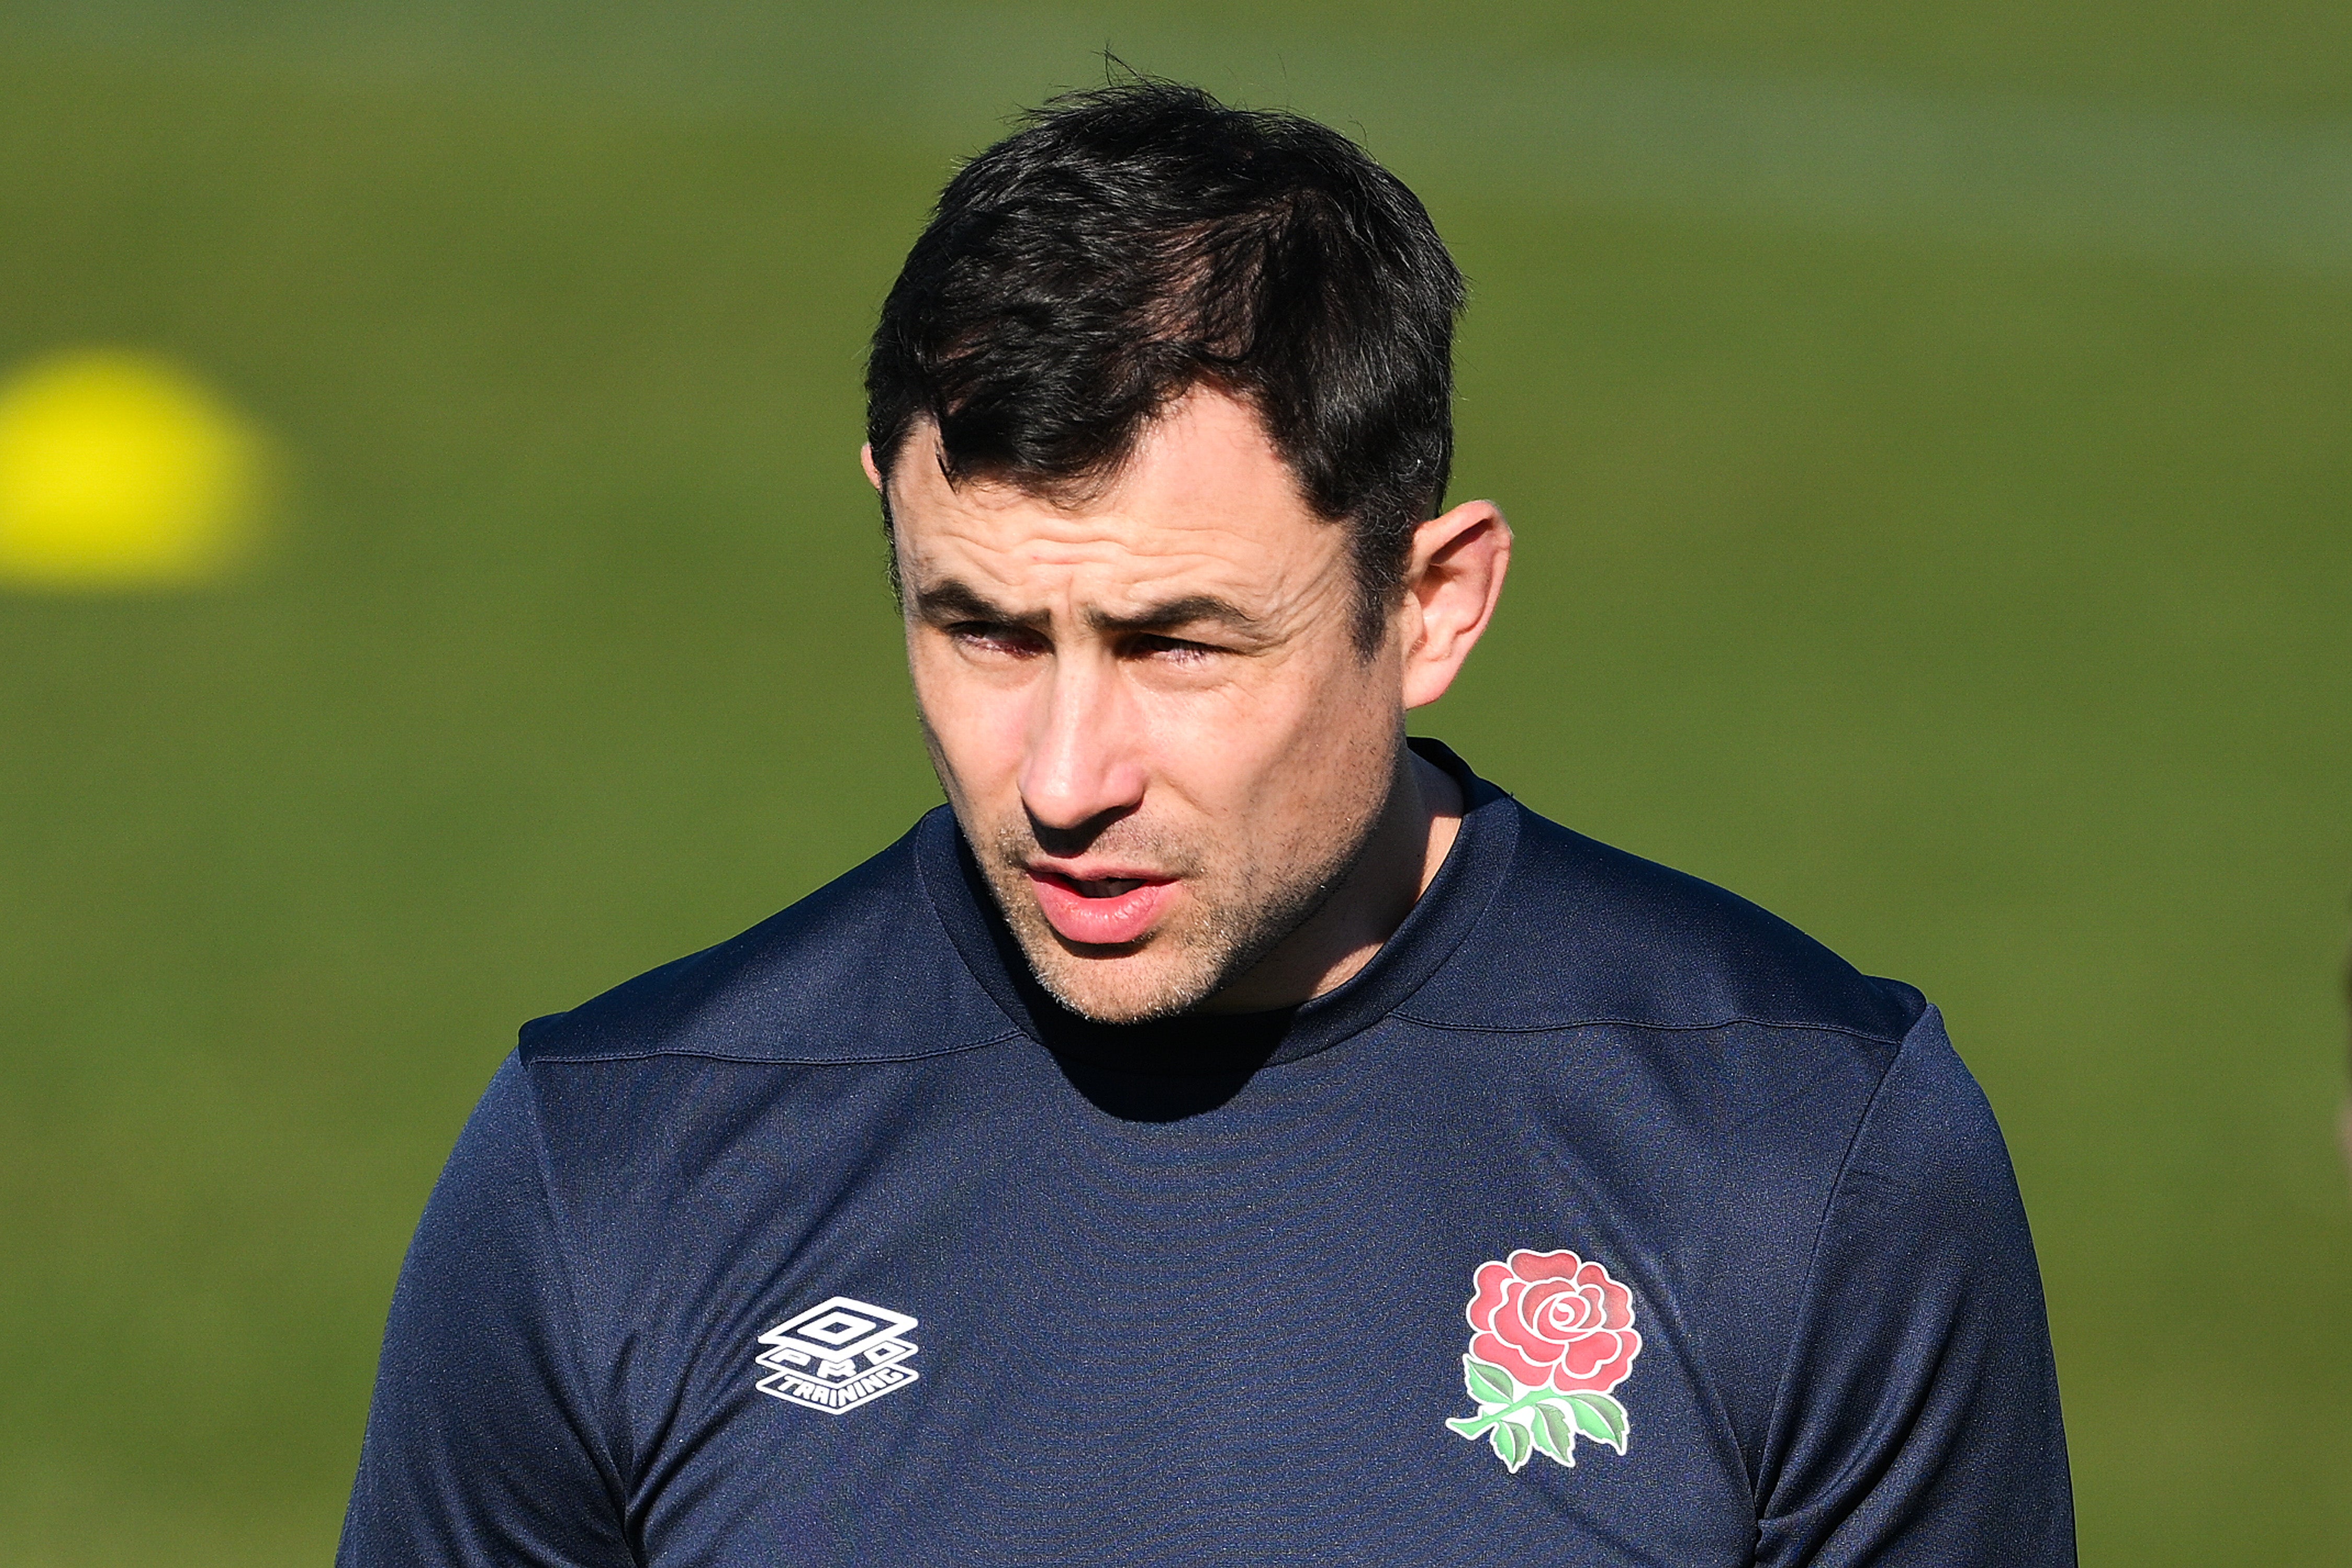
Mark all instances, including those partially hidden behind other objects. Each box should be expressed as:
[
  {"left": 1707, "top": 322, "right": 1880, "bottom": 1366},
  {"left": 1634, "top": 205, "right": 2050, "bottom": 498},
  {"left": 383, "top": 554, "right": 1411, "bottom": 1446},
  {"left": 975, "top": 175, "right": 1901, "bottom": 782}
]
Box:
[{"left": 1025, "top": 868, "right": 1175, "bottom": 946}]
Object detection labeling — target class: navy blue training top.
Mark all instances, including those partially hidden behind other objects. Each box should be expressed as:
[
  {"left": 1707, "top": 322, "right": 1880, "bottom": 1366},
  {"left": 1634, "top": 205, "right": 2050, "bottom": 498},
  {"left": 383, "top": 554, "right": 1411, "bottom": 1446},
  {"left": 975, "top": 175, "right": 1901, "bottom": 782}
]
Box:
[{"left": 340, "top": 743, "right": 2073, "bottom": 1566}]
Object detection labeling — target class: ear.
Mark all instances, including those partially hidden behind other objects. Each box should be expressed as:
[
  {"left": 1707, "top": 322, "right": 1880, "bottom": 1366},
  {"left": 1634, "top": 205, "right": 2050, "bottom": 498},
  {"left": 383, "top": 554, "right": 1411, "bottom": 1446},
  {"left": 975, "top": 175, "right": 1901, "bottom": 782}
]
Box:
[
  {"left": 860, "top": 443, "right": 884, "bottom": 491},
  {"left": 1396, "top": 499, "right": 1512, "bottom": 711}
]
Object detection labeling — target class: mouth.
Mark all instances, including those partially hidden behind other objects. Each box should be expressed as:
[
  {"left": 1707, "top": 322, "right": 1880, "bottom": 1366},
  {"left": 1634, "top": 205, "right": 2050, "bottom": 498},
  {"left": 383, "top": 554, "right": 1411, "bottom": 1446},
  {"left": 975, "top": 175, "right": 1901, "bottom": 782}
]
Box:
[{"left": 1023, "top": 867, "right": 1177, "bottom": 947}]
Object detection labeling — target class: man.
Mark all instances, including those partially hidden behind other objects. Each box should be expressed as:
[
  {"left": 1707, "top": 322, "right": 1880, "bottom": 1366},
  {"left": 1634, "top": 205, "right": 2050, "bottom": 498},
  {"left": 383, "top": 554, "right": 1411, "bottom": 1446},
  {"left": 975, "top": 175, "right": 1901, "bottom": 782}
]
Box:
[{"left": 341, "top": 82, "right": 2072, "bottom": 1565}]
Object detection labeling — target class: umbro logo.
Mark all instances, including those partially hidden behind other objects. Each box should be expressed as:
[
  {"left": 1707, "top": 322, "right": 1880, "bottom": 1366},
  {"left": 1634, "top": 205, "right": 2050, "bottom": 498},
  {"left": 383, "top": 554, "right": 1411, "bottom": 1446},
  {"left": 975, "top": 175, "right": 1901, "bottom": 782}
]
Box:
[{"left": 754, "top": 1296, "right": 920, "bottom": 1414}]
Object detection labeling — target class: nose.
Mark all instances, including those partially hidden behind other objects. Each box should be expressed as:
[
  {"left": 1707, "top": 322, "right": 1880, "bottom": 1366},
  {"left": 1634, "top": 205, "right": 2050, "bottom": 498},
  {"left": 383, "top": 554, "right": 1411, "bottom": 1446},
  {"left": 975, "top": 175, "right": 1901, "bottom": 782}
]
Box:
[{"left": 1019, "top": 652, "right": 1146, "bottom": 843}]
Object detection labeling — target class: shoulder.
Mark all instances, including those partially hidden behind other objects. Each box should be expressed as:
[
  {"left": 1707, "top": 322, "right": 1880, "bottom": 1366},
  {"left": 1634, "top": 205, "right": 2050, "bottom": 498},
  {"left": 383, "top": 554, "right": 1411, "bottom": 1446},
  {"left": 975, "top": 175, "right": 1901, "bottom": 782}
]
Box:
[
  {"left": 516, "top": 808, "right": 1018, "bottom": 1068},
  {"left": 1401, "top": 801, "right": 1927, "bottom": 1044}
]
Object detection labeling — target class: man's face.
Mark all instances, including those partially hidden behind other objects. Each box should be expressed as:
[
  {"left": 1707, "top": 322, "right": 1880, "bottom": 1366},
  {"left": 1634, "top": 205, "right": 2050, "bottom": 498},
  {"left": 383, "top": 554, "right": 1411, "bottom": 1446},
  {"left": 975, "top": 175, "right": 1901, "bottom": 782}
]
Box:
[{"left": 879, "top": 389, "right": 1406, "bottom": 1023}]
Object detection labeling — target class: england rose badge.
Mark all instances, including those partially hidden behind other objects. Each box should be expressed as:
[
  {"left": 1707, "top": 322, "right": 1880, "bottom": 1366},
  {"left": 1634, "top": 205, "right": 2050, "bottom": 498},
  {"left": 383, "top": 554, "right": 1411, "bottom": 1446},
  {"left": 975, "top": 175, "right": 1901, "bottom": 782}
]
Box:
[{"left": 1447, "top": 1248, "right": 1641, "bottom": 1473}]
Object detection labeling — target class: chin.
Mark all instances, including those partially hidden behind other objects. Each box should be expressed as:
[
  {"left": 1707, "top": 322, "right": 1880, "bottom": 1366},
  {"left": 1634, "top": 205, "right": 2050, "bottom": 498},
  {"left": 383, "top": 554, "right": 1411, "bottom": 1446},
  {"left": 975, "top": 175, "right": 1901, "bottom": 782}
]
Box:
[{"left": 1024, "top": 943, "right": 1225, "bottom": 1025}]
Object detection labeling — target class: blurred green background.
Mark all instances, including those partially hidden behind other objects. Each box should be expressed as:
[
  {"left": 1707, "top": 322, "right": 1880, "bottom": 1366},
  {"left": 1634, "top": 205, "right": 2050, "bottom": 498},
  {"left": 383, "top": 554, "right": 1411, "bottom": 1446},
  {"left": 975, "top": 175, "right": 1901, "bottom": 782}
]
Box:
[{"left": 3, "top": 2, "right": 2348, "bottom": 1562}]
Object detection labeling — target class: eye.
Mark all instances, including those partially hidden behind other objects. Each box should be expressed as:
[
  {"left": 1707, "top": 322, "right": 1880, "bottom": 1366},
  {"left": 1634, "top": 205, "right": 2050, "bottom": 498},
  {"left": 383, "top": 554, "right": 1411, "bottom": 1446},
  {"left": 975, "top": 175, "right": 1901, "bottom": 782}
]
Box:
[
  {"left": 946, "top": 621, "right": 1046, "bottom": 658},
  {"left": 1127, "top": 633, "right": 1223, "bottom": 665}
]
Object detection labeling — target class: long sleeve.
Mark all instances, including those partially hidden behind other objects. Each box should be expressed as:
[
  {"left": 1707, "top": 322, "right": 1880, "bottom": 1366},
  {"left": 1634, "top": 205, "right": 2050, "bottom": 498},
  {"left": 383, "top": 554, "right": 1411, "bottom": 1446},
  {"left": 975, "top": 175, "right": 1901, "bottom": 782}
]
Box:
[
  {"left": 339, "top": 1053, "right": 635, "bottom": 1567},
  {"left": 1754, "top": 1007, "right": 2074, "bottom": 1565}
]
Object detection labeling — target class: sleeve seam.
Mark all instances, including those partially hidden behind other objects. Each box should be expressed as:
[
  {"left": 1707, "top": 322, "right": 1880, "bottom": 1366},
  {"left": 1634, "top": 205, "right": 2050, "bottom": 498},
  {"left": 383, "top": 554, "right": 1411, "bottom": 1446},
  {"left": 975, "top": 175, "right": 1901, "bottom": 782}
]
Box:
[
  {"left": 1387, "top": 1011, "right": 1912, "bottom": 1045},
  {"left": 523, "top": 1033, "right": 1022, "bottom": 1068},
  {"left": 1751, "top": 1002, "right": 1940, "bottom": 1513},
  {"left": 511, "top": 1053, "right": 640, "bottom": 1542}
]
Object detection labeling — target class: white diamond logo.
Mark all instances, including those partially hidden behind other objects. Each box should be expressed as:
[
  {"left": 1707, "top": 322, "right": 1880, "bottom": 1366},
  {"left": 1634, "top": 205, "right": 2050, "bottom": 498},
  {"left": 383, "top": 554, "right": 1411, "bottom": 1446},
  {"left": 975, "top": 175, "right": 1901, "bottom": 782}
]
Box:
[{"left": 754, "top": 1296, "right": 920, "bottom": 1415}]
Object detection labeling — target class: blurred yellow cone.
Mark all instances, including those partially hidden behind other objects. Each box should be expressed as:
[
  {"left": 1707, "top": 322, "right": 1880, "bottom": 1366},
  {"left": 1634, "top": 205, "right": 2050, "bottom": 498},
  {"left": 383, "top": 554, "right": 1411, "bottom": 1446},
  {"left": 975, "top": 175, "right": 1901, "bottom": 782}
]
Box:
[{"left": 0, "top": 349, "right": 270, "bottom": 589}]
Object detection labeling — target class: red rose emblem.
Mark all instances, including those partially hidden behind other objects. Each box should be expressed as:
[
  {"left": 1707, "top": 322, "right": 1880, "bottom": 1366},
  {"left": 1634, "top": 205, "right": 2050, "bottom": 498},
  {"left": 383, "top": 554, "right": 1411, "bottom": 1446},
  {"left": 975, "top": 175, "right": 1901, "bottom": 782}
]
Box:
[{"left": 1466, "top": 1247, "right": 1641, "bottom": 1396}]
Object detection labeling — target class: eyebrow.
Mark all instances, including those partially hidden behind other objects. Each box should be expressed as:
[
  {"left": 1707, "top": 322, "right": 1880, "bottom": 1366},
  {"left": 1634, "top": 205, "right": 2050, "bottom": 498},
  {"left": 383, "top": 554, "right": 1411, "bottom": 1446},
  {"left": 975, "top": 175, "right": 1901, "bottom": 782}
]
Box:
[
  {"left": 1087, "top": 594, "right": 1264, "bottom": 637},
  {"left": 911, "top": 579, "right": 1027, "bottom": 627},
  {"left": 912, "top": 579, "right": 1266, "bottom": 638}
]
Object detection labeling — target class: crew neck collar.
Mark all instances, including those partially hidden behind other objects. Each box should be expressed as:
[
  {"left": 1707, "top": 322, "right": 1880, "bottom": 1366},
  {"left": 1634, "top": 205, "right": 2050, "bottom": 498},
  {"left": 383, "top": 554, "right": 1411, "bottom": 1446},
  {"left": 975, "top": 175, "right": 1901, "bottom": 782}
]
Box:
[{"left": 917, "top": 738, "right": 1520, "bottom": 1073}]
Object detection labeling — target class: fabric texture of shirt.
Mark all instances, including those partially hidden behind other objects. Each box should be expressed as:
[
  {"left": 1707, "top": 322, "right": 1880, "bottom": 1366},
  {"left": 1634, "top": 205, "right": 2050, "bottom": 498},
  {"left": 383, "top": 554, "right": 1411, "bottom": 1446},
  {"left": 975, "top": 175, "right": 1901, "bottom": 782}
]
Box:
[{"left": 340, "top": 742, "right": 2074, "bottom": 1566}]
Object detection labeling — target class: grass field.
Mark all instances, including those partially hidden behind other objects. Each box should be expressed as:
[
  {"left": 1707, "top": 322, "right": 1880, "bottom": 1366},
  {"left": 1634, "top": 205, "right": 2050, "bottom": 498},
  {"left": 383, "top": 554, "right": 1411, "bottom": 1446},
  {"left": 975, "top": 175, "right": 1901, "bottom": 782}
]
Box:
[{"left": 2, "top": 3, "right": 2348, "bottom": 1562}]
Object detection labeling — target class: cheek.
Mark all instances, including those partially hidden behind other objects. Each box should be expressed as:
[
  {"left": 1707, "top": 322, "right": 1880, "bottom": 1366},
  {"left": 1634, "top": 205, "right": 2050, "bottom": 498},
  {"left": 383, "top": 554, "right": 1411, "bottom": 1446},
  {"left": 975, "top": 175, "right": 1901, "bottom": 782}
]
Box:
[
  {"left": 908, "top": 641, "right": 1030, "bottom": 800},
  {"left": 1140, "top": 651, "right": 1394, "bottom": 822},
  {"left": 1262, "top": 649, "right": 1400, "bottom": 779}
]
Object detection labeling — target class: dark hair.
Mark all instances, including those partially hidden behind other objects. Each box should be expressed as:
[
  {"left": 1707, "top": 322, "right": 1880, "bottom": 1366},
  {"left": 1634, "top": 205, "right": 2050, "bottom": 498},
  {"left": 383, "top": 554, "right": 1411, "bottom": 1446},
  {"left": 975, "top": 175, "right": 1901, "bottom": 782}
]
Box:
[{"left": 865, "top": 79, "right": 1466, "bottom": 651}]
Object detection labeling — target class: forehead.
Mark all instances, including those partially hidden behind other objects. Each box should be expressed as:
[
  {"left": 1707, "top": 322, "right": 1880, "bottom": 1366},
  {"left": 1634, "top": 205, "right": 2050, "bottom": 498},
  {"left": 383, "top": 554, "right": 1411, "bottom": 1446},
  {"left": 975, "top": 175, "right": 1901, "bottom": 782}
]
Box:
[{"left": 887, "top": 391, "right": 1341, "bottom": 602}]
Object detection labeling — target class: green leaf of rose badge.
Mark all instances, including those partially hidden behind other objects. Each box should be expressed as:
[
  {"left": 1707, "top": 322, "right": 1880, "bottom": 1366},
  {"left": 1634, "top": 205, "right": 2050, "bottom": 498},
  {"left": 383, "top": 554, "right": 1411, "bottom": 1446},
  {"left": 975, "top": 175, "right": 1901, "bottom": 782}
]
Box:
[{"left": 1446, "top": 1247, "right": 1640, "bottom": 1474}]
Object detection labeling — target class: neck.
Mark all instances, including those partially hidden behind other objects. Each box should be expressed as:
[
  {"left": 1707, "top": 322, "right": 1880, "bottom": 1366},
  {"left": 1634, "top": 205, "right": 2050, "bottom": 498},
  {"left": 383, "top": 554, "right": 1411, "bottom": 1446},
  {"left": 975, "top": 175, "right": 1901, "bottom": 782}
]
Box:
[{"left": 1198, "top": 744, "right": 1465, "bottom": 1014}]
